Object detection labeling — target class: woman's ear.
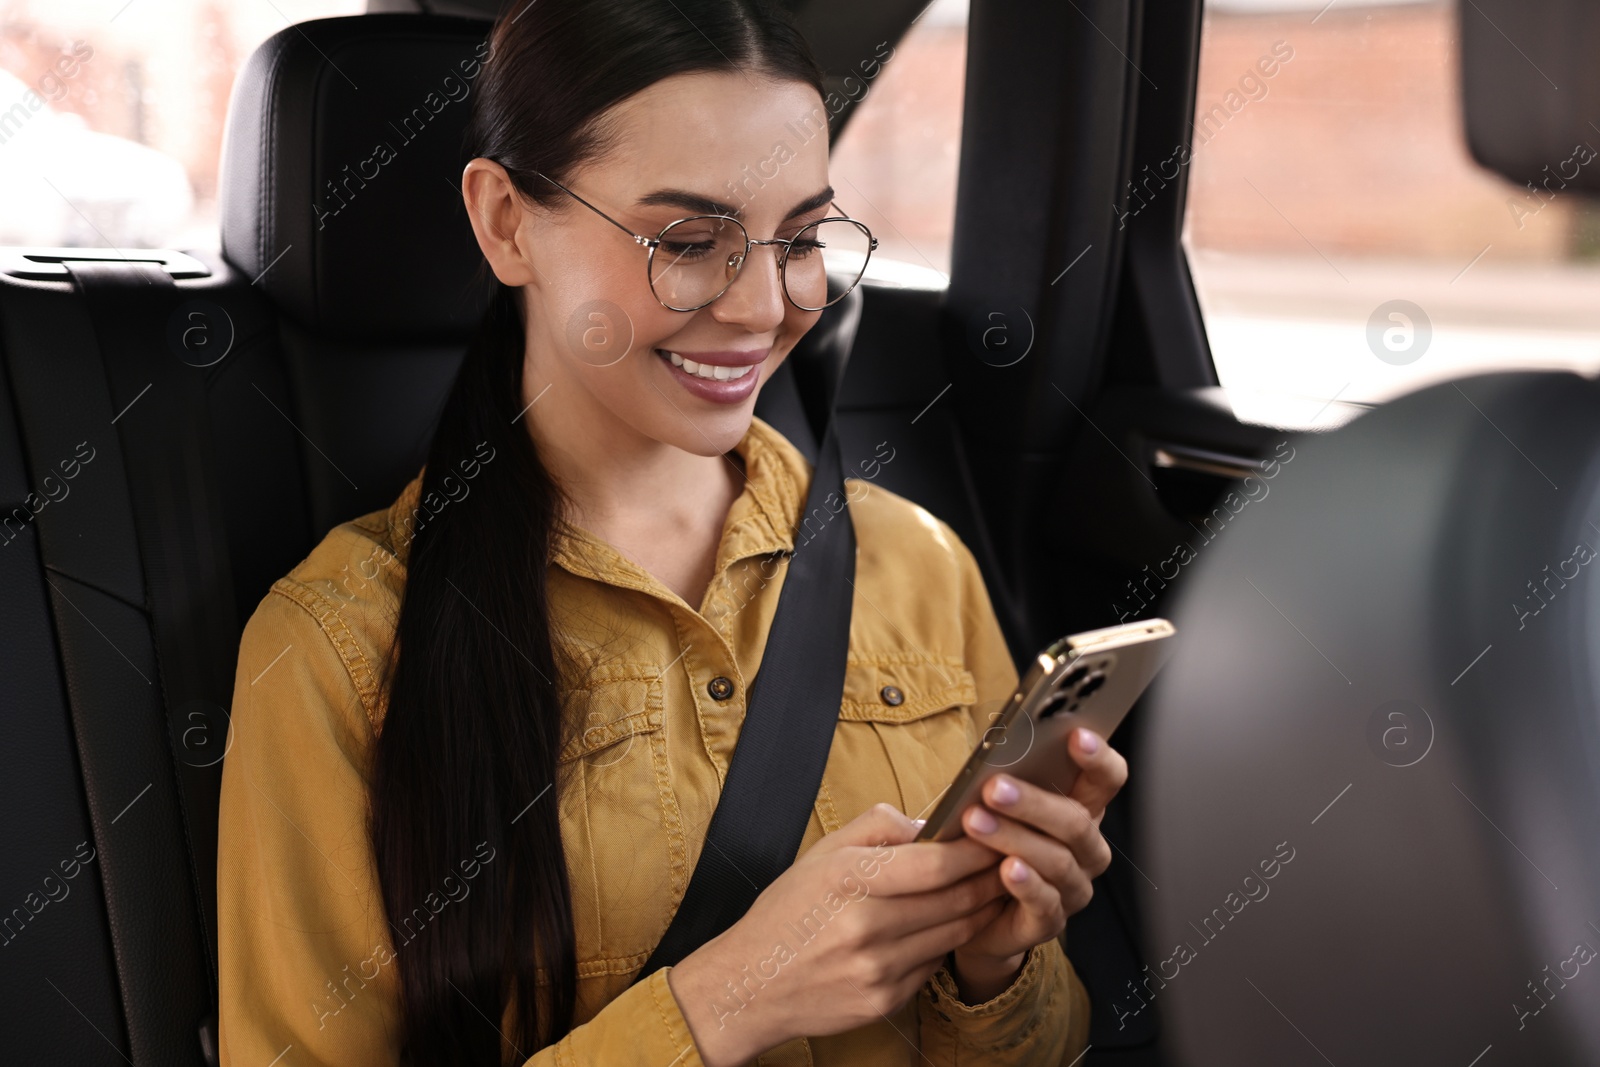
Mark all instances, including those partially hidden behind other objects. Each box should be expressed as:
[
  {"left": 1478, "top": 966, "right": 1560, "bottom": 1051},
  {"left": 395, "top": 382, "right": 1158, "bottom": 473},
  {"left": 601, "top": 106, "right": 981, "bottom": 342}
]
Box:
[{"left": 461, "top": 158, "right": 540, "bottom": 287}]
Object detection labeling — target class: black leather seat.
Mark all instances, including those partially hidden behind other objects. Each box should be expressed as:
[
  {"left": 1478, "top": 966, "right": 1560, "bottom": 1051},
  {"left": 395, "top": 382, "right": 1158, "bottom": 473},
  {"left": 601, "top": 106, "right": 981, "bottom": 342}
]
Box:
[
  {"left": 0, "top": 13, "right": 893, "bottom": 1065},
  {"left": 1139, "top": 370, "right": 1600, "bottom": 1065}
]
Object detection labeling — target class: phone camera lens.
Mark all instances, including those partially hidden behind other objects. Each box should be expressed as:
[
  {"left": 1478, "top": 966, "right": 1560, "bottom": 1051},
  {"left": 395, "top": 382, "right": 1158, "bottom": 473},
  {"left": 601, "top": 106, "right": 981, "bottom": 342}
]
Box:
[
  {"left": 1039, "top": 692, "right": 1072, "bottom": 719},
  {"left": 1076, "top": 672, "right": 1106, "bottom": 699},
  {"left": 1060, "top": 665, "right": 1089, "bottom": 689}
]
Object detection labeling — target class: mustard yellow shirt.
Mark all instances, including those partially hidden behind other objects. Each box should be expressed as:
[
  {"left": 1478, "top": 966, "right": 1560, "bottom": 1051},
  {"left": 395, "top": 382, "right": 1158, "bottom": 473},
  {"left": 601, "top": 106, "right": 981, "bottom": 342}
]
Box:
[{"left": 217, "top": 415, "right": 1091, "bottom": 1066}]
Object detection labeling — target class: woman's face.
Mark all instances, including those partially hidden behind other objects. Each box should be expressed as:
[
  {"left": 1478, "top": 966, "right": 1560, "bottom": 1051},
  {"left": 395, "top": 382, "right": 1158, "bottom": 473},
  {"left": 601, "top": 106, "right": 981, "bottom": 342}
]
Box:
[{"left": 465, "top": 72, "right": 833, "bottom": 460}]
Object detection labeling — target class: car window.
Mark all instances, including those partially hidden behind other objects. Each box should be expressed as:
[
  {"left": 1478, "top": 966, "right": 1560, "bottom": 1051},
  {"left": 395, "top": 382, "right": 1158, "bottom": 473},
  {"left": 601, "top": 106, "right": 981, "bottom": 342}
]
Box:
[
  {"left": 827, "top": 0, "right": 967, "bottom": 288},
  {"left": 1183, "top": 0, "right": 1600, "bottom": 428},
  {"left": 0, "top": 0, "right": 364, "bottom": 251}
]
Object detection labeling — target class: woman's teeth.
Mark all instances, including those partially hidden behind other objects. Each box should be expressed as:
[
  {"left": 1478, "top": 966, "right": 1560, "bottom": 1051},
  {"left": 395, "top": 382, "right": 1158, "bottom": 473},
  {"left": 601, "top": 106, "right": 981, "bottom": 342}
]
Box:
[{"left": 661, "top": 350, "right": 754, "bottom": 381}]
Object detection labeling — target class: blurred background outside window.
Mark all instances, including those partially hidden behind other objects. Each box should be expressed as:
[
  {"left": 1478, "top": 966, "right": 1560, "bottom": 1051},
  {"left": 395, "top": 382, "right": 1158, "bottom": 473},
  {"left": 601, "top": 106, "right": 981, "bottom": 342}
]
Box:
[
  {"left": 0, "top": 0, "right": 363, "bottom": 250},
  {"left": 1185, "top": 0, "right": 1600, "bottom": 428},
  {"left": 828, "top": 0, "right": 966, "bottom": 287}
]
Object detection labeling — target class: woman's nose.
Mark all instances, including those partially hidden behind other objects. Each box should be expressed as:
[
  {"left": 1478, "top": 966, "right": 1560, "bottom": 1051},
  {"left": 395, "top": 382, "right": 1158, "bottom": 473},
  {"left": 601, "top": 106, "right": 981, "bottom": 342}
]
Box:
[{"left": 711, "top": 243, "right": 787, "bottom": 331}]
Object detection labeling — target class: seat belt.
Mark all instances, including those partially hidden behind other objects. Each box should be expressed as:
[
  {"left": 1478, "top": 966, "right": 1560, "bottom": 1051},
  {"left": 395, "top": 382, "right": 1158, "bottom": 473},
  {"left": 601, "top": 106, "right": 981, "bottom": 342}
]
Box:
[
  {"left": 633, "top": 410, "right": 857, "bottom": 979},
  {"left": 64, "top": 261, "right": 239, "bottom": 1062}
]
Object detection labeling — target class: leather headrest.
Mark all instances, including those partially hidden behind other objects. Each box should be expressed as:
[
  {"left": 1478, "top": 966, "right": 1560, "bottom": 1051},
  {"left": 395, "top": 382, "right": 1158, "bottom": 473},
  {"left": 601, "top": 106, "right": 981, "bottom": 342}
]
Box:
[
  {"left": 219, "top": 14, "right": 494, "bottom": 341},
  {"left": 1139, "top": 370, "right": 1600, "bottom": 1063}
]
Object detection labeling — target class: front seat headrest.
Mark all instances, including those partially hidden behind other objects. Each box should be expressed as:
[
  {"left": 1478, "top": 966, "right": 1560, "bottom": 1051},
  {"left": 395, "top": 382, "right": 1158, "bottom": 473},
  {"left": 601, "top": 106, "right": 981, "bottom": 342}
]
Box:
[
  {"left": 1137, "top": 370, "right": 1600, "bottom": 1065},
  {"left": 218, "top": 14, "right": 494, "bottom": 342}
]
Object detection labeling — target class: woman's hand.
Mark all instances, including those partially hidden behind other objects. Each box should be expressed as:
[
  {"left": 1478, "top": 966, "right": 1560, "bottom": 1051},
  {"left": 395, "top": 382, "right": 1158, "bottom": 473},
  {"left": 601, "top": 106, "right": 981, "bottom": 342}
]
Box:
[
  {"left": 666, "top": 803, "right": 1013, "bottom": 1067},
  {"left": 947, "top": 726, "right": 1128, "bottom": 1002}
]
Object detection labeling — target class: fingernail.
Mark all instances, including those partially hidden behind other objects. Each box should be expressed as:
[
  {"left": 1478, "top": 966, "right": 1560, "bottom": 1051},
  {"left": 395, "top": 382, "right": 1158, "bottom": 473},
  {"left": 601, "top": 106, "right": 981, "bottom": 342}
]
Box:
[
  {"left": 1009, "top": 858, "right": 1031, "bottom": 881},
  {"left": 968, "top": 807, "right": 998, "bottom": 834},
  {"left": 990, "top": 777, "right": 1019, "bottom": 806},
  {"left": 1078, "top": 728, "right": 1100, "bottom": 755},
  {"left": 912, "top": 818, "right": 926, "bottom": 828}
]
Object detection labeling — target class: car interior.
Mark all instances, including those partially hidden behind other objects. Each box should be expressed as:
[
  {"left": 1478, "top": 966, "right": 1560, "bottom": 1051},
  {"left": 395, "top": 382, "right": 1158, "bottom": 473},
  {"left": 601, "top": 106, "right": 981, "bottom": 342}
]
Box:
[{"left": 1, "top": 0, "right": 1596, "bottom": 1063}]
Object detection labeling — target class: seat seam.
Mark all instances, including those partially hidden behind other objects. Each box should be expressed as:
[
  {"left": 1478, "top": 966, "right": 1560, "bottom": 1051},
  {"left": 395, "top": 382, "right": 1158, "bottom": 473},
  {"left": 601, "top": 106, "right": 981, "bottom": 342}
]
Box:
[{"left": 42, "top": 561, "right": 147, "bottom": 617}]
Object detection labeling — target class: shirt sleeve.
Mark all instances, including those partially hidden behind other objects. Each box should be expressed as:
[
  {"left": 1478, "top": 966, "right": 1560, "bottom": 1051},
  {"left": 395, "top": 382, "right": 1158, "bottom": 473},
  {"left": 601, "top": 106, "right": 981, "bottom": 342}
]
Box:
[
  {"left": 912, "top": 524, "right": 1093, "bottom": 1064},
  {"left": 216, "top": 581, "right": 707, "bottom": 1067}
]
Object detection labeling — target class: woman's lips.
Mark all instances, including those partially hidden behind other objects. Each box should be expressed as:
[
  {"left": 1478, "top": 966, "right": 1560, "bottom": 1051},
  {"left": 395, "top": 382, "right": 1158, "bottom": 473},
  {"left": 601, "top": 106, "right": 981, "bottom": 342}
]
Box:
[{"left": 655, "top": 347, "right": 765, "bottom": 403}]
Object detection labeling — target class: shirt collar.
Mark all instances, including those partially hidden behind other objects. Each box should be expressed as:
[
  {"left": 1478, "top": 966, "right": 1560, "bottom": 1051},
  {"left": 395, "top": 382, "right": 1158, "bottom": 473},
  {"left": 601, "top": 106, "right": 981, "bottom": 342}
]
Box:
[{"left": 383, "top": 415, "right": 813, "bottom": 591}]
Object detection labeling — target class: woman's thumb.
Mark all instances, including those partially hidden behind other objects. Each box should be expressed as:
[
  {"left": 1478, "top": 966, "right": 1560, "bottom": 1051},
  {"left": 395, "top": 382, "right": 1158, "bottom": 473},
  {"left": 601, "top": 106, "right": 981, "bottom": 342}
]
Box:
[{"left": 817, "top": 801, "right": 923, "bottom": 852}]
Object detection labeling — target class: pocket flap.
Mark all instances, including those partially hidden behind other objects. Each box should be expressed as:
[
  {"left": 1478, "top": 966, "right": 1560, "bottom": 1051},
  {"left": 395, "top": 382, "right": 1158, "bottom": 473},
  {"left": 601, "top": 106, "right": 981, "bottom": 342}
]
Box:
[
  {"left": 839, "top": 655, "right": 977, "bottom": 722},
  {"left": 558, "top": 668, "right": 664, "bottom": 763}
]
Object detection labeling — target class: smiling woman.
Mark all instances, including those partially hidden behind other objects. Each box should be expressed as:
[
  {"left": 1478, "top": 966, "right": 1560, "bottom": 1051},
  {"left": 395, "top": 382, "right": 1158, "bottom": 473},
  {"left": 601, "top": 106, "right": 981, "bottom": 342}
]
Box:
[{"left": 215, "top": 2, "right": 1112, "bottom": 1065}]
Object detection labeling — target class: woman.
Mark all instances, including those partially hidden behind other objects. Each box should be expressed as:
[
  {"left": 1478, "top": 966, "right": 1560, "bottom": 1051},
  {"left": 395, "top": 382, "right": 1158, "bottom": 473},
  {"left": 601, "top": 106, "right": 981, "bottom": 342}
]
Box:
[{"left": 216, "top": 1, "right": 1125, "bottom": 1064}]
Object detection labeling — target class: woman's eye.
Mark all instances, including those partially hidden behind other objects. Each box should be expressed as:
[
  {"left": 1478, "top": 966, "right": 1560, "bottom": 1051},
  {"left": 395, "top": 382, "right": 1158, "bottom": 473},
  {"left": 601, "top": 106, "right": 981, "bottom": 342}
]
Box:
[
  {"left": 659, "top": 240, "right": 716, "bottom": 260},
  {"left": 786, "top": 237, "right": 824, "bottom": 259}
]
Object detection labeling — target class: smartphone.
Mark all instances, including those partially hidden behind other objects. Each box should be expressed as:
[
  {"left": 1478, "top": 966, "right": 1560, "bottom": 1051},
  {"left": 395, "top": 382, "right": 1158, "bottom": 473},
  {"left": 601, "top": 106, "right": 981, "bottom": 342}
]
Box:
[{"left": 913, "top": 618, "right": 1176, "bottom": 842}]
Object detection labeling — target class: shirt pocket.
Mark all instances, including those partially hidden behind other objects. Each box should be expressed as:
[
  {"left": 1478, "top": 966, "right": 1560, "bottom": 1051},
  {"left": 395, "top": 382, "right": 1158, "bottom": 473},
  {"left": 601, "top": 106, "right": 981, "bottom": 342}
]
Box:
[
  {"left": 833, "top": 655, "right": 980, "bottom": 824},
  {"left": 554, "top": 664, "right": 686, "bottom": 975}
]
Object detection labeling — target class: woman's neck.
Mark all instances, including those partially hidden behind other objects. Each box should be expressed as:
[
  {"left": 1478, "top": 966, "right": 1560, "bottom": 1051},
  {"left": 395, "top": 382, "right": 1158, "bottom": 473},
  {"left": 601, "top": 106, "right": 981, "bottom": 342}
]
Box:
[{"left": 520, "top": 359, "right": 748, "bottom": 606}]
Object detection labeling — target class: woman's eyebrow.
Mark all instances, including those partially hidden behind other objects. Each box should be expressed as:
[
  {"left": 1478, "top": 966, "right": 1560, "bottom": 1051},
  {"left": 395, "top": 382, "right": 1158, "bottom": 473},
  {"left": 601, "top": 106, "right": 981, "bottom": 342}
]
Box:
[
  {"left": 783, "top": 187, "right": 836, "bottom": 219},
  {"left": 634, "top": 186, "right": 836, "bottom": 220}
]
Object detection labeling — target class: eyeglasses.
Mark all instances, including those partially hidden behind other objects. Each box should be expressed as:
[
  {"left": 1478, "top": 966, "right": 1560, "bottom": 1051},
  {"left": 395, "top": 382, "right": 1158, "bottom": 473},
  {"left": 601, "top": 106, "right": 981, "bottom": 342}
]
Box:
[{"left": 533, "top": 171, "right": 879, "bottom": 313}]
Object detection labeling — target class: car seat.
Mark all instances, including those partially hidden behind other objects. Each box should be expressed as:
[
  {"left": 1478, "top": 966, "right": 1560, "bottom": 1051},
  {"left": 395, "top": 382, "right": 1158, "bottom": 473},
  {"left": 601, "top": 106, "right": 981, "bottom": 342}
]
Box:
[{"left": 1139, "top": 371, "right": 1600, "bottom": 1065}]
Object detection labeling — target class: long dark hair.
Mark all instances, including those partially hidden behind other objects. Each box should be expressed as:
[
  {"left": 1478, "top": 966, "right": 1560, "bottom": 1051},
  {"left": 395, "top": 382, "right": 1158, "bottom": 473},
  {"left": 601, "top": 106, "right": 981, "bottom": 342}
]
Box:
[{"left": 368, "top": 2, "right": 825, "bottom": 1063}]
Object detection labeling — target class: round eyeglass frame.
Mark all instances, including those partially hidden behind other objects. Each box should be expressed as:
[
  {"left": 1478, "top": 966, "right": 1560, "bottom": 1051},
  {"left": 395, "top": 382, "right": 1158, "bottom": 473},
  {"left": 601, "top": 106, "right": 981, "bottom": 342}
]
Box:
[{"left": 532, "top": 170, "right": 879, "bottom": 313}]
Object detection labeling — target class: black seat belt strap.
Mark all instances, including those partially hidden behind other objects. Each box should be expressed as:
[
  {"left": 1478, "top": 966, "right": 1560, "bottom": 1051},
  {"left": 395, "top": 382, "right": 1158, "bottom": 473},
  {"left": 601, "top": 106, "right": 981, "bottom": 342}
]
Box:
[
  {"left": 64, "top": 261, "right": 240, "bottom": 1015},
  {"left": 633, "top": 411, "right": 856, "bottom": 979}
]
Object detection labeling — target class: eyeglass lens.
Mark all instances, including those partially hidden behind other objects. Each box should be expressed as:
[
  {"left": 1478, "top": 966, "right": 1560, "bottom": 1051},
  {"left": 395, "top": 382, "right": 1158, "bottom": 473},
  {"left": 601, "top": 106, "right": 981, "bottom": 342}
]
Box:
[{"left": 649, "top": 217, "right": 874, "bottom": 311}]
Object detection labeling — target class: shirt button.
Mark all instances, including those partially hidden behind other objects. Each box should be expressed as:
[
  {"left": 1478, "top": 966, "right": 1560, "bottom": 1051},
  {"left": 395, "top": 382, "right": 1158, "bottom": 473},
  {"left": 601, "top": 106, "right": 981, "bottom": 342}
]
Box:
[
  {"left": 707, "top": 676, "right": 735, "bottom": 701},
  {"left": 880, "top": 685, "right": 904, "bottom": 706}
]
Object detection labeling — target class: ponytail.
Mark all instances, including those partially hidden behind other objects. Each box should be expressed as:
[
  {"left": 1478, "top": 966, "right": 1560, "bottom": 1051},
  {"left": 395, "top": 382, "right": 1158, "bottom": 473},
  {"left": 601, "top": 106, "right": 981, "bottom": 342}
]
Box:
[{"left": 372, "top": 280, "right": 578, "bottom": 1061}]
